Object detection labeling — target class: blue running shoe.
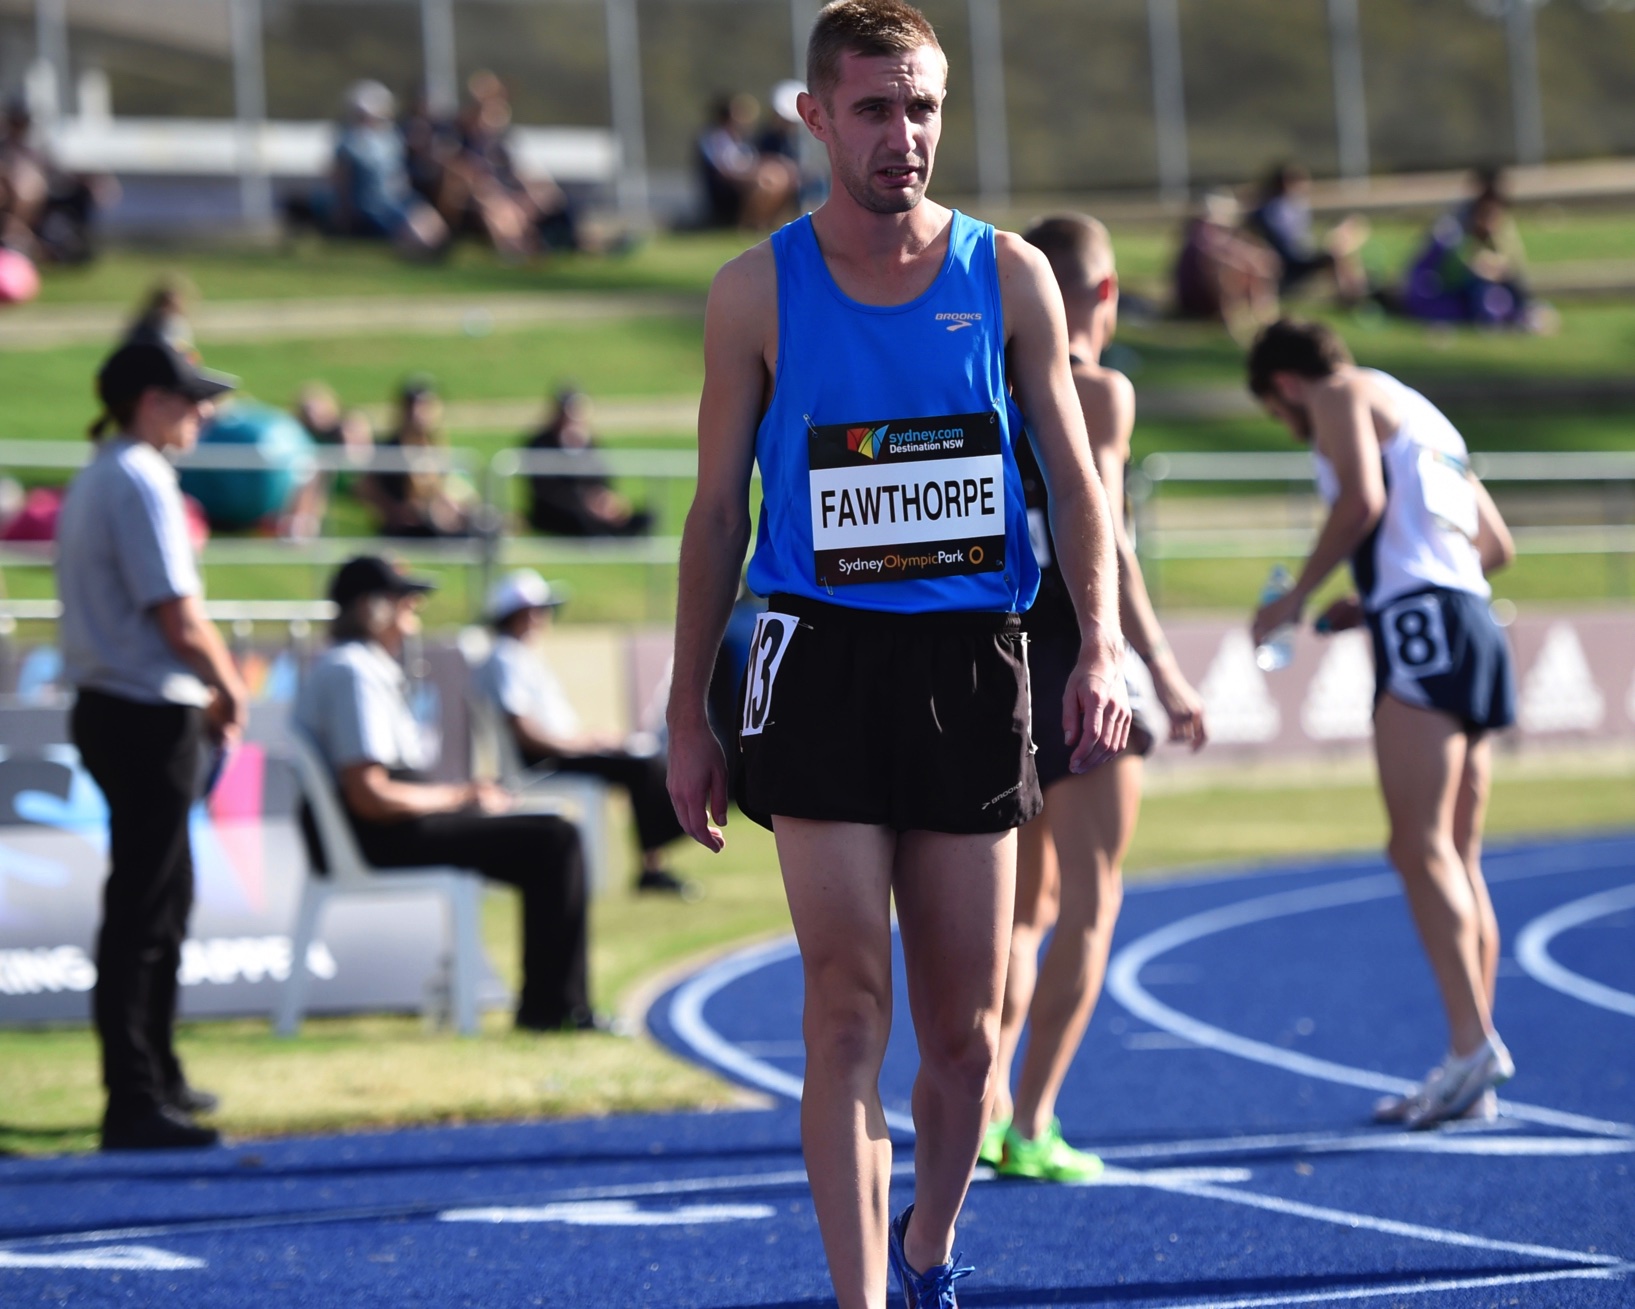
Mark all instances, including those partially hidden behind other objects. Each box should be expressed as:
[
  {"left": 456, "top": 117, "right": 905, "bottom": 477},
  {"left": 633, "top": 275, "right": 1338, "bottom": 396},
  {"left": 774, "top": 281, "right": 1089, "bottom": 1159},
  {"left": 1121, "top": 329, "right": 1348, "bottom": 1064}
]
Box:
[{"left": 888, "top": 1204, "right": 975, "bottom": 1308}]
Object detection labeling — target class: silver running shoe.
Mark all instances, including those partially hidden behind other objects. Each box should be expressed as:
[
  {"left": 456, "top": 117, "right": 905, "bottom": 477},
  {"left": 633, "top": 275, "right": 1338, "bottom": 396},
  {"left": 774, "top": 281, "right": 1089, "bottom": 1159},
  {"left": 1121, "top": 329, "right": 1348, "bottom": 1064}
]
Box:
[
  {"left": 1400, "top": 1036, "right": 1515, "bottom": 1130},
  {"left": 1374, "top": 1079, "right": 1498, "bottom": 1125}
]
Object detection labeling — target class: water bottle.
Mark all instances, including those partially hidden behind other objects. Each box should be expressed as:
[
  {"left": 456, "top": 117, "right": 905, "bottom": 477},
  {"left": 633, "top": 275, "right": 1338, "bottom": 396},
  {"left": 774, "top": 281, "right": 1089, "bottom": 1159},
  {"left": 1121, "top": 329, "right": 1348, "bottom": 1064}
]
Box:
[{"left": 1255, "top": 564, "right": 1297, "bottom": 672}]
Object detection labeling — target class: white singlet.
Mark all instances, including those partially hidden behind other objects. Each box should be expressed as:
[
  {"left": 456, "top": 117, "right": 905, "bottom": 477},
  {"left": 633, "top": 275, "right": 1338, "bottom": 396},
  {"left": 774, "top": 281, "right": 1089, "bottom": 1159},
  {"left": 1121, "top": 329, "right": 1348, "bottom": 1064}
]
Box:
[{"left": 1312, "top": 369, "right": 1489, "bottom": 612}]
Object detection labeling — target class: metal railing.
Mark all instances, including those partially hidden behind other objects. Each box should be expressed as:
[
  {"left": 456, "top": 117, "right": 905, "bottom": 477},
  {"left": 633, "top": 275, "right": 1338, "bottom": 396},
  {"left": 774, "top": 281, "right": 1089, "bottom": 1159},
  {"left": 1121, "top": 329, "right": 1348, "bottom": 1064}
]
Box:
[
  {"left": 5, "top": 441, "right": 1633, "bottom": 616},
  {"left": 1130, "top": 449, "right": 1635, "bottom": 602}
]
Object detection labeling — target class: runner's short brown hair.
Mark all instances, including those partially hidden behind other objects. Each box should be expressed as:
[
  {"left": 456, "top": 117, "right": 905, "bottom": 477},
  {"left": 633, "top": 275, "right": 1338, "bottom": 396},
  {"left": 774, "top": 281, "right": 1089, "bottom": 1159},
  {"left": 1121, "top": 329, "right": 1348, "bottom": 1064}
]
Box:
[
  {"left": 1023, "top": 214, "right": 1115, "bottom": 292},
  {"left": 1246, "top": 319, "right": 1354, "bottom": 397},
  {"left": 806, "top": 0, "right": 943, "bottom": 105}
]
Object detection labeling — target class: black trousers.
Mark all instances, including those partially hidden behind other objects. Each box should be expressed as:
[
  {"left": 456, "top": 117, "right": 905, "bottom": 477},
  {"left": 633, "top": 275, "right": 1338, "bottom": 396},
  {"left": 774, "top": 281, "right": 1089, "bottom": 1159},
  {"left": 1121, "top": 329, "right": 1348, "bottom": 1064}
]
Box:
[
  {"left": 521, "top": 749, "right": 684, "bottom": 854},
  {"left": 71, "top": 690, "right": 204, "bottom": 1112},
  {"left": 350, "top": 811, "right": 590, "bottom": 1028}
]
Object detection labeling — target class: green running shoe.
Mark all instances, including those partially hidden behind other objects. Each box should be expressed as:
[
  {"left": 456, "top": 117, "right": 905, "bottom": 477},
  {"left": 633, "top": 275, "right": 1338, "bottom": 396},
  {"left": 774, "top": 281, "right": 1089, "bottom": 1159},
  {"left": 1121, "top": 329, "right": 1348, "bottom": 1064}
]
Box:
[
  {"left": 997, "top": 1118, "right": 1104, "bottom": 1182},
  {"left": 978, "top": 1116, "right": 1009, "bottom": 1168}
]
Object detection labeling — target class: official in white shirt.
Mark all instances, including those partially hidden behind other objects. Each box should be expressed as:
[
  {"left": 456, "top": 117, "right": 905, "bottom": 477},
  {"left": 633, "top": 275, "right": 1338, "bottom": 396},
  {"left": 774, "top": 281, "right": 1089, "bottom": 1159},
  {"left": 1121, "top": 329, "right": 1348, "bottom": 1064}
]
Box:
[
  {"left": 294, "top": 556, "right": 592, "bottom": 1029},
  {"left": 473, "top": 570, "right": 692, "bottom": 896},
  {"left": 57, "top": 338, "right": 247, "bottom": 1151}
]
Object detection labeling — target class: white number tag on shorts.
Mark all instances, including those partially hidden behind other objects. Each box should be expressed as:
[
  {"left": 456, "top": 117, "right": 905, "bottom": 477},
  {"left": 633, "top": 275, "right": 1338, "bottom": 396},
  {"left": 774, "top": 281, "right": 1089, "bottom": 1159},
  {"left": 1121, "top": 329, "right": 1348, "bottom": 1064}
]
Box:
[
  {"left": 1026, "top": 507, "right": 1053, "bottom": 569},
  {"left": 1418, "top": 447, "right": 1479, "bottom": 541},
  {"left": 741, "top": 612, "right": 798, "bottom": 737},
  {"left": 1381, "top": 593, "right": 1453, "bottom": 681}
]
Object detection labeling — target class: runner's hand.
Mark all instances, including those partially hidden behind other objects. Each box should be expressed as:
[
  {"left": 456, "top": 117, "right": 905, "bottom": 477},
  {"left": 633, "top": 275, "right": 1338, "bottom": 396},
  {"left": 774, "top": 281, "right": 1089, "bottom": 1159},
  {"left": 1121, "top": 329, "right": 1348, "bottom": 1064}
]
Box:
[
  {"left": 1251, "top": 590, "right": 1304, "bottom": 646},
  {"left": 1063, "top": 644, "right": 1131, "bottom": 774},
  {"left": 1152, "top": 667, "right": 1208, "bottom": 752},
  {"left": 1316, "top": 595, "right": 1364, "bottom": 634},
  {"left": 667, "top": 719, "right": 729, "bottom": 852}
]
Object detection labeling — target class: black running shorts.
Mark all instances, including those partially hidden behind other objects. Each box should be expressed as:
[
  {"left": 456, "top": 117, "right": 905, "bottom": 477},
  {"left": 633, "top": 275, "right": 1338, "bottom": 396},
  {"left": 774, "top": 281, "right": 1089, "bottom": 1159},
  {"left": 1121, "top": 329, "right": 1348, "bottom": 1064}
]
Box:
[
  {"left": 1026, "top": 631, "right": 1155, "bottom": 792},
  {"left": 737, "top": 594, "right": 1042, "bottom": 834}
]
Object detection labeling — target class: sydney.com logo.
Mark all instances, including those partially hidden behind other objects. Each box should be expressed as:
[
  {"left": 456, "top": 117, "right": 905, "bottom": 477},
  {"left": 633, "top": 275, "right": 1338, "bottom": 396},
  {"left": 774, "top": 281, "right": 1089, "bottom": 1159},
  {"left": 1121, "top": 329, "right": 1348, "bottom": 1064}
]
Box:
[{"left": 846, "top": 424, "right": 889, "bottom": 459}]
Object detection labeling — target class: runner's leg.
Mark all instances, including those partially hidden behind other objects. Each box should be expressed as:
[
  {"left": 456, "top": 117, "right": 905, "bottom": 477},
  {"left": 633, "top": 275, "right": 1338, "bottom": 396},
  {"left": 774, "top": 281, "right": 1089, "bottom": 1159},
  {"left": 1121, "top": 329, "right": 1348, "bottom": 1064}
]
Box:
[
  {"left": 1374, "top": 695, "right": 1492, "bottom": 1057},
  {"left": 1010, "top": 755, "right": 1139, "bottom": 1140},
  {"left": 992, "top": 813, "right": 1059, "bottom": 1127},
  {"left": 774, "top": 816, "right": 898, "bottom": 1309},
  {"left": 893, "top": 827, "right": 1015, "bottom": 1273},
  {"left": 1452, "top": 731, "right": 1499, "bottom": 1009}
]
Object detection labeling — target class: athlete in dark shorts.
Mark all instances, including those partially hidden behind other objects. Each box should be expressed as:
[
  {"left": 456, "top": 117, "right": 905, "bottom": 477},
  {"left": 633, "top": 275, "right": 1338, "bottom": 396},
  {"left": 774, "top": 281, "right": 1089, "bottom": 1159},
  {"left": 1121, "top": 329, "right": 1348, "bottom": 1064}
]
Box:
[
  {"left": 985, "top": 216, "right": 1208, "bottom": 1182},
  {"left": 665, "top": 4, "right": 1130, "bottom": 1304},
  {"left": 1248, "top": 319, "right": 1518, "bottom": 1130}
]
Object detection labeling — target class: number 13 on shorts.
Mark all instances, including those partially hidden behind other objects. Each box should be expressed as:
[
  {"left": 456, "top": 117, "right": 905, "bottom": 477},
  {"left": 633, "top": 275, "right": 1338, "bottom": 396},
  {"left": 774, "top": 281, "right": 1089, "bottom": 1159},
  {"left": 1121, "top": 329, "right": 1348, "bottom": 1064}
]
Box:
[{"left": 741, "top": 612, "right": 799, "bottom": 737}]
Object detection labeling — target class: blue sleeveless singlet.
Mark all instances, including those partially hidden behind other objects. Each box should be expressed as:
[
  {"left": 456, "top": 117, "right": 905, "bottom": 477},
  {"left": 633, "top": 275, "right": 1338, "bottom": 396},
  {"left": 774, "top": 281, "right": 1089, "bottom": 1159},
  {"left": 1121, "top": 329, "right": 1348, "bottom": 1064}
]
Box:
[{"left": 745, "top": 211, "right": 1040, "bottom": 614}]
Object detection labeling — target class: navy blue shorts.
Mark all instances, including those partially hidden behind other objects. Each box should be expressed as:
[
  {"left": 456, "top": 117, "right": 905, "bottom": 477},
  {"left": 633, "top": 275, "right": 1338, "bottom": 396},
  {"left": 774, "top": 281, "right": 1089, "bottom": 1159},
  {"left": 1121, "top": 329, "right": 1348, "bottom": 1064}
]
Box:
[
  {"left": 1367, "top": 587, "right": 1515, "bottom": 734},
  {"left": 1026, "top": 632, "right": 1155, "bottom": 791}
]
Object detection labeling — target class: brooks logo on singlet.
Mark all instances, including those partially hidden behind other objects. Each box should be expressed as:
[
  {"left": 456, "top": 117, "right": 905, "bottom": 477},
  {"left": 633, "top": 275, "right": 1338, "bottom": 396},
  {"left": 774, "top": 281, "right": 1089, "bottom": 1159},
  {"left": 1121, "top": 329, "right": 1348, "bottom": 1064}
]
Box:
[{"left": 810, "top": 411, "right": 1005, "bottom": 585}]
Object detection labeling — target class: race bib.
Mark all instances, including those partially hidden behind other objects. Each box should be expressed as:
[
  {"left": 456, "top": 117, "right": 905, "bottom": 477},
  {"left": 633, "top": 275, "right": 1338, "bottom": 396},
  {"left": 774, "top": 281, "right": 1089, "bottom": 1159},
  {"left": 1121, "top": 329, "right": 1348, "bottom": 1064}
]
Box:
[
  {"left": 808, "top": 411, "right": 1006, "bottom": 587},
  {"left": 1418, "top": 446, "right": 1479, "bottom": 541},
  {"left": 740, "top": 612, "right": 798, "bottom": 737},
  {"left": 1380, "top": 592, "right": 1453, "bottom": 682}
]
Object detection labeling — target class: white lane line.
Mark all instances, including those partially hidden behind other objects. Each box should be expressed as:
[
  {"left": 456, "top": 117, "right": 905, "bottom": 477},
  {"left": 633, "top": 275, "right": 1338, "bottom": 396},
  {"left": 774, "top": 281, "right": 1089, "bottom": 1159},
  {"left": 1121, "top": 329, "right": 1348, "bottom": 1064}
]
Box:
[
  {"left": 1094, "top": 1126, "right": 1633, "bottom": 1162},
  {"left": 1146, "top": 1175, "right": 1623, "bottom": 1268},
  {"left": 0, "top": 1244, "right": 204, "bottom": 1271},
  {"left": 1104, "top": 872, "right": 1635, "bottom": 1139},
  {"left": 666, "top": 934, "right": 921, "bottom": 1133},
  {"left": 439, "top": 1201, "right": 775, "bottom": 1226},
  {"left": 1106, "top": 1264, "right": 1632, "bottom": 1309},
  {"left": 1515, "top": 882, "right": 1635, "bottom": 1018}
]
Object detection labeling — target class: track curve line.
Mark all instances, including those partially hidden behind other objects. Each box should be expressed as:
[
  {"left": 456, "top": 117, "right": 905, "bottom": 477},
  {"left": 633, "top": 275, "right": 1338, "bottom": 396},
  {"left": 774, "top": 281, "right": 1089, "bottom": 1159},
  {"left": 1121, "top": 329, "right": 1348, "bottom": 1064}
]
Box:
[
  {"left": 1104, "top": 872, "right": 1635, "bottom": 1139},
  {"left": 1515, "top": 882, "right": 1635, "bottom": 1019}
]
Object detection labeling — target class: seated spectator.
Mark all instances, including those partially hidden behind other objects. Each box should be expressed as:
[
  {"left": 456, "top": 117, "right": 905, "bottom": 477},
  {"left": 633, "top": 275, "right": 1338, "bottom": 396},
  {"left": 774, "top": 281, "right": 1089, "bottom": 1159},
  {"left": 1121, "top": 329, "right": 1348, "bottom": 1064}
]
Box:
[
  {"left": 1172, "top": 190, "right": 1280, "bottom": 337},
  {"left": 0, "top": 97, "right": 109, "bottom": 265},
  {"left": 293, "top": 555, "right": 596, "bottom": 1031},
  {"left": 311, "top": 81, "right": 447, "bottom": 258},
  {"left": 1398, "top": 168, "right": 1554, "bottom": 332},
  {"left": 411, "top": 72, "right": 582, "bottom": 261},
  {"left": 1247, "top": 162, "right": 1368, "bottom": 303},
  {"left": 295, "top": 381, "right": 375, "bottom": 464},
  {"left": 696, "top": 94, "right": 799, "bottom": 230},
  {"left": 525, "top": 389, "right": 652, "bottom": 538},
  {"left": 473, "top": 570, "right": 694, "bottom": 897},
  {"left": 359, "top": 376, "right": 480, "bottom": 538}
]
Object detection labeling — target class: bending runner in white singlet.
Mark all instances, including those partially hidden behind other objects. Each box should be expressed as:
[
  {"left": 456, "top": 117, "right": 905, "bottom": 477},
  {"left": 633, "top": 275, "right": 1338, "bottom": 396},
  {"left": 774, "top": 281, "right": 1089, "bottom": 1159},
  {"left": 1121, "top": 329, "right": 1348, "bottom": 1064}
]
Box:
[
  {"left": 985, "top": 215, "right": 1208, "bottom": 1182},
  {"left": 1247, "top": 319, "right": 1518, "bottom": 1130},
  {"left": 666, "top": 3, "right": 1130, "bottom": 1304}
]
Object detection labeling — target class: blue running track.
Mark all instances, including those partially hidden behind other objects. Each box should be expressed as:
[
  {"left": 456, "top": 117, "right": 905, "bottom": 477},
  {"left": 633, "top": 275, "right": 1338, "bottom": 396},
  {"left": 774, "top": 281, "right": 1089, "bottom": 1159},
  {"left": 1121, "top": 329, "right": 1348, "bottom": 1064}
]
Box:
[{"left": 3, "top": 833, "right": 1632, "bottom": 1306}]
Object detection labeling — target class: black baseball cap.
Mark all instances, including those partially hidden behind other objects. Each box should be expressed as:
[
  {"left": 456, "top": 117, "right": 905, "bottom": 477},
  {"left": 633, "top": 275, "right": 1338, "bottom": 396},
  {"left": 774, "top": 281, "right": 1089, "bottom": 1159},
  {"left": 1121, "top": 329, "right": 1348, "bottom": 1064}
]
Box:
[
  {"left": 96, "top": 339, "right": 238, "bottom": 407},
  {"left": 328, "top": 555, "right": 438, "bottom": 609}
]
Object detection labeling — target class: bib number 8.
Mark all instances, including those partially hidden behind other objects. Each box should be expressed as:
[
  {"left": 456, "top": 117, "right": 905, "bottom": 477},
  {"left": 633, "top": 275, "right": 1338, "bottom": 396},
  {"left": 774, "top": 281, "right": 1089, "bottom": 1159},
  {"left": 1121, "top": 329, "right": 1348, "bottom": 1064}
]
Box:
[
  {"left": 1381, "top": 593, "right": 1453, "bottom": 681},
  {"left": 741, "top": 612, "right": 798, "bottom": 737}
]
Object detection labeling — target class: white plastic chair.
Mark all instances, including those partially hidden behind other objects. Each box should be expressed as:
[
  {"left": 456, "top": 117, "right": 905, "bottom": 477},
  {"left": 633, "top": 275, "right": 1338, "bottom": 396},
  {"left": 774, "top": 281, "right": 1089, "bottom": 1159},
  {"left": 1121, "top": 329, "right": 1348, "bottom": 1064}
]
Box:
[
  {"left": 465, "top": 681, "right": 614, "bottom": 899},
  {"left": 276, "top": 730, "right": 494, "bottom": 1036}
]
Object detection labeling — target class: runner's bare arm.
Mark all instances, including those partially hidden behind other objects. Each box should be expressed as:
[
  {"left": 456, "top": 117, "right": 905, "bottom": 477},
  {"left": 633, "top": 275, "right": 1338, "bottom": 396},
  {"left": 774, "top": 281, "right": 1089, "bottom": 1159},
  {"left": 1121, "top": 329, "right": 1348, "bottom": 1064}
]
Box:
[
  {"left": 998, "top": 233, "right": 1130, "bottom": 771},
  {"left": 666, "top": 246, "right": 775, "bottom": 851},
  {"left": 1472, "top": 475, "right": 1515, "bottom": 575},
  {"left": 1252, "top": 375, "right": 1385, "bottom": 644},
  {"left": 1084, "top": 376, "right": 1206, "bottom": 750}
]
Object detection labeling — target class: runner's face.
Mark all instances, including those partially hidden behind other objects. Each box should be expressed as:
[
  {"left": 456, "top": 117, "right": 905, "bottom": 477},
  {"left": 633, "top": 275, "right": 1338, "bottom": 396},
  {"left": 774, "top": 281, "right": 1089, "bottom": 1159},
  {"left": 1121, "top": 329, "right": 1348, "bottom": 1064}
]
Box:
[
  {"left": 813, "top": 46, "right": 945, "bottom": 214},
  {"left": 1261, "top": 380, "right": 1312, "bottom": 442}
]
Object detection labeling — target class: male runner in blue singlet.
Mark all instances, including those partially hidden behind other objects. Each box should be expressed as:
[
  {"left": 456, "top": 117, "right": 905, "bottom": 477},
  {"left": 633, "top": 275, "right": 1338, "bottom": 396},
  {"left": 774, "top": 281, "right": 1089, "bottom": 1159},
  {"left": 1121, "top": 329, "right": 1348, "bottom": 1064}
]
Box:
[
  {"left": 666, "top": 3, "right": 1130, "bottom": 1303},
  {"left": 1248, "top": 320, "right": 1518, "bottom": 1129}
]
